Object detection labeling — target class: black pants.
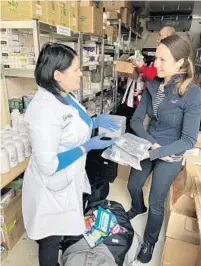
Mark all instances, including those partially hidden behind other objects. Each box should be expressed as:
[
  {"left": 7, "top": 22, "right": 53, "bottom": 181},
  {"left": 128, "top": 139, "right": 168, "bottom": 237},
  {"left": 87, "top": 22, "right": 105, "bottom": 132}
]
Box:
[
  {"left": 116, "top": 104, "right": 135, "bottom": 134},
  {"left": 36, "top": 236, "right": 62, "bottom": 266},
  {"left": 127, "top": 159, "right": 182, "bottom": 244}
]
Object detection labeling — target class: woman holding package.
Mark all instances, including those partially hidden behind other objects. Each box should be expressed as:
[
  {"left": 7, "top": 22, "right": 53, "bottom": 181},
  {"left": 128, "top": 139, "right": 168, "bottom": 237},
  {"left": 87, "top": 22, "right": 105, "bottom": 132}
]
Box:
[
  {"left": 127, "top": 35, "right": 201, "bottom": 263},
  {"left": 22, "top": 43, "right": 119, "bottom": 266}
]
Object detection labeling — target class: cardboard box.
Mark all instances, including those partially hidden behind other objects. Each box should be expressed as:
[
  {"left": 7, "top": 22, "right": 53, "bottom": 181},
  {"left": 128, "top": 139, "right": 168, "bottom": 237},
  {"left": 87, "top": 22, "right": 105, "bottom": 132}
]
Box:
[
  {"left": 0, "top": 1, "right": 47, "bottom": 23},
  {"left": 79, "top": 6, "right": 103, "bottom": 36},
  {"left": 80, "top": 0, "right": 103, "bottom": 8},
  {"left": 195, "top": 132, "right": 201, "bottom": 148},
  {"left": 106, "top": 11, "right": 121, "bottom": 20},
  {"left": 116, "top": 55, "right": 135, "bottom": 74},
  {"left": 46, "top": 1, "right": 59, "bottom": 26},
  {"left": 167, "top": 212, "right": 200, "bottom": 245},
  {"left": 68, "top": 1, "right": 79, "bottom": 31},
  {"left": 162, "top": 238, "right": 199, "bottom": 266},
  {"left": 128, "top": 13, "right": 133, "bottom": 27},
  {"left": 195, "top": 245, "right": 201, "bottom": 266},
  {"left": 172, "top": 193, "right": 196, "bottom": 217},
  {"left": 106, "top": 26, "right": 118, "bottom": 41},
  {"left": 120, "top": 7, "right": 130, "bottom": 24},
  {"left": 103, "top": 1, "right": 131, "bottom": 11},
  {"left": 1, "top": 192, "right": 25, "bottom": 250},
  {"left": 57, "top": 1, "right": 69, "bottom": 27}
]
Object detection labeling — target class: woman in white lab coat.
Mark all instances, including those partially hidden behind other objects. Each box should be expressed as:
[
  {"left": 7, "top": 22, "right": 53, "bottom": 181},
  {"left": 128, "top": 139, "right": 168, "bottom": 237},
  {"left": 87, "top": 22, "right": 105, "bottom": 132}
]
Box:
[{"left": 22, "top": 43, "right": 119, "bottom": 266}]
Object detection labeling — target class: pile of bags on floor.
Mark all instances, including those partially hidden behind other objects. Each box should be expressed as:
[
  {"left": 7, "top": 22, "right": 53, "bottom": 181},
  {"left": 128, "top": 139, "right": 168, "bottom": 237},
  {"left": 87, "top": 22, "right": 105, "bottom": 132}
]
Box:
[
  {"left": 102, "top": 133, "right": 151, "bottom": 170},
  {"left": 61, "top": 200, "right": 134, "bottom": 266}
]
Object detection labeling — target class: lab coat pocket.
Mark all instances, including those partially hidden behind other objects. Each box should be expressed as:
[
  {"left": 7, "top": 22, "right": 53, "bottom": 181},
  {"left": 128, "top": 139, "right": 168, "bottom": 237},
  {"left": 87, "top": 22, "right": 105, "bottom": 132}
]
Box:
[
  {"left": 43, "top": 171, "right": 75, "bottom": 214},
  {"left": 45, "top": 170, "right": 73, "bottom": 192}
]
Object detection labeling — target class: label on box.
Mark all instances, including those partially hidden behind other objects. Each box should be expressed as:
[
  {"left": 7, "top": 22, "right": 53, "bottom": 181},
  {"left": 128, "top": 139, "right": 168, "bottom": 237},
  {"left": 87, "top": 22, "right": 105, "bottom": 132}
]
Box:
[
  {"left": 89, "top": 65, "right": 97, "bottom": 71},
  {"left": 56, "top": 26, "right": 71, "bottom": 36},
  {"left": 91, "top": 36, "right": 99, "bottom": 42},
  {"left": 36, "top": 4, "right": 42, "bottom": 16}
]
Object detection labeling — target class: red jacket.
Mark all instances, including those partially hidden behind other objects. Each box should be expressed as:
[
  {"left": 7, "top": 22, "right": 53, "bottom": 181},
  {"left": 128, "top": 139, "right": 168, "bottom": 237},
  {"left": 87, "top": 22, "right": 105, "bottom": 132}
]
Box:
[{"left": 140, "top": 64, "right": 157, "bottom": 80}]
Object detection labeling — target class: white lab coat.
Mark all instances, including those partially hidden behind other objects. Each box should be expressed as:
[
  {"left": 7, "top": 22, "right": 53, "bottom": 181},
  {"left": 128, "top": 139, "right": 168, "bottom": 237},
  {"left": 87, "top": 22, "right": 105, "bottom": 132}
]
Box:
[{"left": 22, "top": 87, "right": 92, "bottom": 240}]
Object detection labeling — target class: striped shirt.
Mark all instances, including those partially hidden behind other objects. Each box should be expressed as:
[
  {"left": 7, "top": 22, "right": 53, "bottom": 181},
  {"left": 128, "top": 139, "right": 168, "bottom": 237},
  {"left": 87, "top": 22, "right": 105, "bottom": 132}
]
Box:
[{"left": 153, "top": 88, "right": 165, "bottom": 118}]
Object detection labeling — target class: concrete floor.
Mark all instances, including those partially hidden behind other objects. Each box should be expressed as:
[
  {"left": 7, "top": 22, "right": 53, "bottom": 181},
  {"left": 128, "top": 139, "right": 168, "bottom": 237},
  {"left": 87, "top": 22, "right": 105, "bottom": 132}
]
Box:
[{"left": 2, "top": 166, "right": 165, "bottom": 266}]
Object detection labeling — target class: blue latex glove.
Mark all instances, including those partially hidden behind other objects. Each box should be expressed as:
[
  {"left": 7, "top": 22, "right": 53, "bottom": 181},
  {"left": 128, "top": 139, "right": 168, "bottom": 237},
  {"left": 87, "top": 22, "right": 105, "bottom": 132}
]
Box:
[
  {"left": 83, "top": 133, "right": 115, "bottom": 152},
  {"left": 93, "top": 114, "right": 120, "bottom": 131}
]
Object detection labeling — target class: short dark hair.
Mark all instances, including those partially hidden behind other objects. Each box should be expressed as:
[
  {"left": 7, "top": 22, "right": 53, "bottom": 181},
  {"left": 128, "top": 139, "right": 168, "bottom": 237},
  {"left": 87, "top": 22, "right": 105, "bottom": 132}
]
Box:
[{"left": 34, "top": 43, "right": 77, "bottom": 95}]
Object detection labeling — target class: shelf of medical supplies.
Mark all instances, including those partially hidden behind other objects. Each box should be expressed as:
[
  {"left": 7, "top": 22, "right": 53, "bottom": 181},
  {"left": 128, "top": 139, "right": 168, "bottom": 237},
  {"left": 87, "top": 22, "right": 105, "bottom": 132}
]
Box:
[
  {"left": 82, "top": 34, "right": 102, "bottom": 43},
  {"left": 1, "top": 157, "right": 30, "bottom": 189},
  {"left": 83, "top": 86, "right": 112, "bottom": 103},
  {"left": 82, "top": 61, "right": 113, "bottom": 70},
  {"left": 104, "top": 40, "right": 115, "bottom": 46},
  {"left": 3, "top": 68, "right": 35, "bottom": 78},
  {"left": 195, "top": 63, "right": 201, "bottom": 67}
]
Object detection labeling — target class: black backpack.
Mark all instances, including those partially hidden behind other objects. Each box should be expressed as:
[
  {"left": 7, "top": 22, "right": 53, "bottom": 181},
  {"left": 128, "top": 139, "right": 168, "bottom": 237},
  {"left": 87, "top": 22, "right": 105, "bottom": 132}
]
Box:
[{"left": 61, "top": 200, "right": 134, "bottom": 266}]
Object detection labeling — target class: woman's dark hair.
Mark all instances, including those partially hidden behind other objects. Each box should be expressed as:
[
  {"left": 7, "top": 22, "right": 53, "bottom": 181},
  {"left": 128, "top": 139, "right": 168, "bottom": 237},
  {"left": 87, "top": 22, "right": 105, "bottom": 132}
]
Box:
[
  {"left": 160, "top": 35, "right": 194, "bottom": 96},
  {"left": 34, "top": 43, "right": 77, "bottom": 95}
]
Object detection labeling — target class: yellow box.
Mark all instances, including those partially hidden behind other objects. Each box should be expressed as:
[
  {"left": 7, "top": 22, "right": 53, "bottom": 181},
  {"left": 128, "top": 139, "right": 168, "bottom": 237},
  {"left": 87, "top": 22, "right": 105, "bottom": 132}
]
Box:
[
  {"left": 67, "top": 1, "right": 79, "bottom": 31},
  {"left": 103, "top": 1, "right": 131, "bottom": 11},
  {"left": 79, "top": 6, "right": 103, "bottom": 36},
  {"left": 57, "top": 1, "right": 69, "bottom": 27},
  {"left": 46, "top": 1, "right": 59, "bottom": 26},
  {"left": 0, "top": 0, "right": 47, "bottom": 23}
]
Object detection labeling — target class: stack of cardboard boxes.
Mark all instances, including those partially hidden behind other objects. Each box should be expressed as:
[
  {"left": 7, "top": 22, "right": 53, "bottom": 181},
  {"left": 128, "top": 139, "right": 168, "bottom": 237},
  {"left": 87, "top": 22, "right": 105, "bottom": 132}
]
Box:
[
  {"left": 1, "top": 0, "right": 105, "bottom": 36},
  {"left": 1, "top": 191, "right": 25, "bottom": 251},
  {"left": 79, "top": 0, "right": 103, "bottom": 36},
  {"left": 161, "top": 132, "right": 201, "bottom": 266},
  {"left": 1, "top": 1, "right": 79, "bottom": 32},
  {"left": 103, "top": 1, "right": 133, "bottom": 42}
]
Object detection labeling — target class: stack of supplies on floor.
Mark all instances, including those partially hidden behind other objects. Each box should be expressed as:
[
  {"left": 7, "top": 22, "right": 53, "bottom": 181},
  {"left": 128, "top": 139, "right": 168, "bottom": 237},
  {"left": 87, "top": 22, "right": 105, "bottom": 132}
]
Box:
[{"left": 83, "top": 206, "right": 128, "bottom": 248}]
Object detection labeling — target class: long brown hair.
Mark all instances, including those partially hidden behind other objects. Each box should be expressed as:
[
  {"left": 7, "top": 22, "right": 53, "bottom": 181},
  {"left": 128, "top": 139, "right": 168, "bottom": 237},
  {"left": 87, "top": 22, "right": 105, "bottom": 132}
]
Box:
[{"left": 161, "top": 35, "right": 194, "bottom": 96}]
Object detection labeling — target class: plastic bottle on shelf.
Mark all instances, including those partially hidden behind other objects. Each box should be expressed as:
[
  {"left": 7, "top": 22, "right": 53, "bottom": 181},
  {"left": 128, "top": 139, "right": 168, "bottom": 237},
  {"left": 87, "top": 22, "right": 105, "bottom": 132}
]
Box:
[
  {"left": 2, "top": 132, "right": 12, "bottom": 140},
  {"left": 3, "top": 124, "right": 11, "bottom": 132},
  {"left": 18, "top": 114, "right": 28, "bottom": 134},
  {"left": 11, "top": 109, "right": 20, "bottom": 129},
  {"left": 3, "top": 137, "right": 13, "bottom": 146},
  {"left": 13, "top": 139, "right": 25, "bottom": 163},
  {"left": 0, "top": 147, "right": 10, "bottom": 174},
  {"left": 5, "top": 143, "right": 18, "bottom": 168},
  {"left": 21, "top": 135, "right": 31, "bottom": 157}
]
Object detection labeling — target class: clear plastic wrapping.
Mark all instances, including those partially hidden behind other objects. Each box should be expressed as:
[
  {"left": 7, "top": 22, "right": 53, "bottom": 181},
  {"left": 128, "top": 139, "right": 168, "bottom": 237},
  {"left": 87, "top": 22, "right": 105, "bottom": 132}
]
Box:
[
  {"left": 102, "top": 146, "right": 142, "bottom": 171},
  {"left": 102, "top": 133, "right": 151, "bottom": 171},
  {"left": 115, "top": 133, "right": 151, "bottom": 160}
]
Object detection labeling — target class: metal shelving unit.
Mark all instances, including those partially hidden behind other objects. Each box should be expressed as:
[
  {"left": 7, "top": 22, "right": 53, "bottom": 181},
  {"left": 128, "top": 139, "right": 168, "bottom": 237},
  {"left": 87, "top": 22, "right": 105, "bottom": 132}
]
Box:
[
  {"left": 1, "top": 19, "right": 115, "bottom": 116},
  {"left": 106, "top": 19, "right": 142, "bottom": 113},
  {"left": 2, "top": 18, "right": 142, "bottom": 117}
]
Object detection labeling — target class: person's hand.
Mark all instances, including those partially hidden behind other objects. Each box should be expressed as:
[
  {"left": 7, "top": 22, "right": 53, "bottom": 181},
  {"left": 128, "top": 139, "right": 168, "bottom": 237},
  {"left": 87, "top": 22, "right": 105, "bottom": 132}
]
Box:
[
  {"left": 151, "top": 143, "right": 161, "bottom": 150},
  {"left": 83, "top": 133, "right": 115, "bottom": 152},
  {"left": 94, "top": 114, "right": 120, "bottom": 131},
  {"left": 132, "top": 59, "right": 144, "bottom": 69}
]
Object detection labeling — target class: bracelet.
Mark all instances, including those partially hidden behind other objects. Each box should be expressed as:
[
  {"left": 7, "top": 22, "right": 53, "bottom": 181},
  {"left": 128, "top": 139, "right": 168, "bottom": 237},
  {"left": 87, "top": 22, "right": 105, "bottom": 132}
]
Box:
[{"left": 80, "top": 145, "right": 87, "bottom": 154}]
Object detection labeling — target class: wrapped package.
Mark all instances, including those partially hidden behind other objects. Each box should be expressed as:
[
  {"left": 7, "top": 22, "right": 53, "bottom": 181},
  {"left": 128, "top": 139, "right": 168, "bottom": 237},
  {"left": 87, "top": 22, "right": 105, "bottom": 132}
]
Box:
[
  {"left": 115, "top": 133, "right": 151, "bottom": 159},
  {"left": 102, "top": 133, "right": 151, "bottom": 171},
  {"left": 102, "top": 146, "right": 142, "bottom": 171}
]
